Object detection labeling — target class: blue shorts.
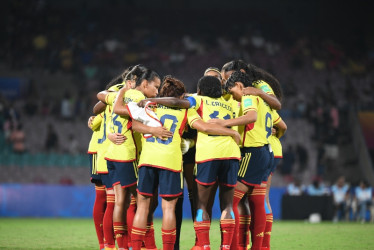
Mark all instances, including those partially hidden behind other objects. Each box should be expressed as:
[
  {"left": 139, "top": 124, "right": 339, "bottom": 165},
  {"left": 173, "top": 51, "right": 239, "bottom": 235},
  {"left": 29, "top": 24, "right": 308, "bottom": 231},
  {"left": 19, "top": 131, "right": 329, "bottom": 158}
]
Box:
[
  {"left": 195, "top": 159, "right": 239, "bottom": 187},
  {"left": 270, "top": 157, "right": 282, "bottom": 174},
  {"left": 107, "top": 160, "right": 138, "bottom": 188},
  {"left": 137, "top": 166, "right": 183, "bottom": 197},
  {"left": 101, "top": 173, "right": 112, "bottom": 190},
  {"left": 237, "top": 145, "right": 273, "bottom": 186},
  {"left": 89, "top": 154, "right": 102, "bottom": 184}
]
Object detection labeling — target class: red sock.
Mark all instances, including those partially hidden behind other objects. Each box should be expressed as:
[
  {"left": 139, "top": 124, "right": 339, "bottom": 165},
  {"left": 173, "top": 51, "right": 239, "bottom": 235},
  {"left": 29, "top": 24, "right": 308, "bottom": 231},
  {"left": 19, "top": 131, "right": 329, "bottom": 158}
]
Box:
[
  {"left": 220, "top": 218, "right": 235, "bottom": 248},
  {"left": 123, "top": 224, "right": 129, "bottom": 250},
  {"left": 262, "top": 213, "right": 273, "bottom": 249},
  {"left": 248, "top": 187, "right": 266, "bottom": 250},
  {"left": 103, "top": 193, "right": 115, "bottom": 248},
  {"left": 144, "top": 222, "right": 157, "bottom": 249},
  {"left": 127, "top": 196, "right": 137, "bottom": 248},
  {"left": 238, "top": 215, "right": 251, "bottom": 249},
  {"left": 162, "top": 228, "right": 176, "bottom": 250},
  {"left": 93, "top": 186, "right": 106, "bottom": 249},
  {"left": 113, "top": 222, "right": 125, "bottom": 249},
  {"left": 231, "top": 189, "right": 246, "bottom": 250},
  {"left": 194, "top": 221, "right": 211, "bottom": 248},
  {"left": 131, "top": 226, "right": 147, "bottom": 250}
]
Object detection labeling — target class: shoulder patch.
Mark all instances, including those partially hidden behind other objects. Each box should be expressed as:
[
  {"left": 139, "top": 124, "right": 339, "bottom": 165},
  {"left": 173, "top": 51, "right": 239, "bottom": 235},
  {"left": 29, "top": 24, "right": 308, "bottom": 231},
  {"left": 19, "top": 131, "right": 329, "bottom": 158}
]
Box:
[
  {"left": 244, "top": 98, "right": 253, "bottom": 108},
  {"left": 261, "top": 85, "right": 271, "bottom": 92}
]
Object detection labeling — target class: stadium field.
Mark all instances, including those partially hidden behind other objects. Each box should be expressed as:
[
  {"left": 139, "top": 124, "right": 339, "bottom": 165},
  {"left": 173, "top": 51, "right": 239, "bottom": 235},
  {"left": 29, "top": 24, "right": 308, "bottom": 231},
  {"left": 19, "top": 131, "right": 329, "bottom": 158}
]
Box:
[{"left": 0, "top": 218, "right": 373, "bottom": 249}]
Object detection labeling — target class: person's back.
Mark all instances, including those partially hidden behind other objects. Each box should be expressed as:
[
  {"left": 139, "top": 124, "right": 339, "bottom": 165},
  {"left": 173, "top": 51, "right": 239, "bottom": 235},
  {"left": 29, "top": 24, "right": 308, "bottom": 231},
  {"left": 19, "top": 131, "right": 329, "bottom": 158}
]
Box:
[
  {"left": 189, "top": 94, "right": 240, "bottom": 163},
  {"left": 138, "top": 104, "right": 190, "bottom": 172}
]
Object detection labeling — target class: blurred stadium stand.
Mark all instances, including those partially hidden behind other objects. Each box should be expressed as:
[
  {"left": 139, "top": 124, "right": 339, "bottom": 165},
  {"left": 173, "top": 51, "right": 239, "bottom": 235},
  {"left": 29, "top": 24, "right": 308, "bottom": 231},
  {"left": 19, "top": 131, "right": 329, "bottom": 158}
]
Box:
[{"left": 1, "top": 0, "right": 374, "bottom": 189}]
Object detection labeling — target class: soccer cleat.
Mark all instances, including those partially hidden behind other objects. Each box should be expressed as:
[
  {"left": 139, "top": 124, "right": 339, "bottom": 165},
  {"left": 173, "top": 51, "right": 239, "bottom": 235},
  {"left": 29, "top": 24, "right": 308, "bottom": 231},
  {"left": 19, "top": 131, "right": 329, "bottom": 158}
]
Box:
[
  {"left": 190, "top": 246, "right": 210, "bottom": 250},
  {"left": 190, "top": 246, "right": 202, "bottom": 250},
  {"left": 220, "top": 245, "right": 230, "bottom": 249}
]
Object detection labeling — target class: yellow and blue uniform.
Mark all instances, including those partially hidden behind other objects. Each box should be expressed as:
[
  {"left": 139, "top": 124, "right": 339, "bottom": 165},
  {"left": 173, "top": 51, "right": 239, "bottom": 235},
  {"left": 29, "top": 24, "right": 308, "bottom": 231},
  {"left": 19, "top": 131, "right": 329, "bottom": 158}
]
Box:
[
  {"left": 223, "top": 93, "right": 241, "bottom": 133},
  {"left": 253, "top": 80, "right": 274, "bottom": 96},
  {"left": 88, "top": 114, "right": 103, "bottom": 184},
  {"left": 105, "top": 88, "right": 146, "bottom": 188},
  {"left": 187, "top": 95, "right": 240, "bottom": 186},
  {"left": 268, "top": 110, "right": 283, "bottom": 174},
  {"left": 96, "top": 83, "right": 123, "bottom": 188},
  {"left": 137, "top": 105, "right": 193, "bottom": 197},
  {"left": 237, "top": 95, "right": 274, "bottom": 186}
]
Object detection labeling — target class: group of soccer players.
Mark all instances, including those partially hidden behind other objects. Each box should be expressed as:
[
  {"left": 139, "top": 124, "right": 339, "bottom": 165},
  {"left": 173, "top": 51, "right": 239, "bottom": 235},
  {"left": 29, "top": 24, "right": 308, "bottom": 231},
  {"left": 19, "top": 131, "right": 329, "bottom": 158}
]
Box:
[{"left": 87, "top": 59, "right": 287, "bottom": 250}]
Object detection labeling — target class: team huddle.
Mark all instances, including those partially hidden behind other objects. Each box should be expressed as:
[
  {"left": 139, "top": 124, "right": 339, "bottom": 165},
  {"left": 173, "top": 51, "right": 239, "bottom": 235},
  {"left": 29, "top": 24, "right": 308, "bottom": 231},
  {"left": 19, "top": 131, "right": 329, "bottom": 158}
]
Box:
[{"left": 87, "top": 60, "right": 287, "bottom": 250}]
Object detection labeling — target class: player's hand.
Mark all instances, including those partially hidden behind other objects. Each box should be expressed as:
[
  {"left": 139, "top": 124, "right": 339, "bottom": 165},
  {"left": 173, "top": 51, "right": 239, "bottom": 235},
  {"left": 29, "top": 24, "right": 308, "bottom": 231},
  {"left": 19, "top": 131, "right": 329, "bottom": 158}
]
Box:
[
  {"left": 232, "top": 131, "right": 241, "bottom": 145},
  {"left": 137, "top": 99, "right": 147, "bottom": 108},
  {"left": 207, "top": 118, "right": 225, "bottom": 126},
  {"left": 243, "top": 86, "right": 261, "bottom": 96},
  {"left": 108, "top": 133, "right": 127, "bottom": 145},
  {"left": 88, "top": 116, "right": 95, "bottom": 129},
  {"left": 150, "top": 126, "right": 173, "bottom": 139},
  {"left": 119, "top": 81, "right": 131, "bottom": 92},
  {"left": 181, "top": 138, "right": 195, "bottom": 155}
]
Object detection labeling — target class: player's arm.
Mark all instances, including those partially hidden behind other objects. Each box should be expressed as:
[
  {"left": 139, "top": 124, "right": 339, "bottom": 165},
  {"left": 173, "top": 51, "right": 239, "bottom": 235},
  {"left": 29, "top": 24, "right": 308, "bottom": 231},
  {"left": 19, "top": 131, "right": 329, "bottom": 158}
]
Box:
[
  {"left": 131, "top": 120, "right": 173, "bottom": 139},
  {"left": 191, "top": 119, "right": 241, "bottom": 145},
  {"left": 138, "top": 97, "right": 191, "bottom": 109},
  {"left": 273, "top": 119, "right": 287, "bottom": 138},
  {"left": 242, "top": 87, "right": 281, "bottom": 110},
  {"left": 93, "top": 101, "right": 106, "bottom": 115},
  {"left": 208, "top": 110, "right": 257, "bottom": 127},
  {"left": 113, "top": 85, "right": 131, "bottom": 116},
  {"left": 97, "top": 90, "right": 110, "bottom": 103}
]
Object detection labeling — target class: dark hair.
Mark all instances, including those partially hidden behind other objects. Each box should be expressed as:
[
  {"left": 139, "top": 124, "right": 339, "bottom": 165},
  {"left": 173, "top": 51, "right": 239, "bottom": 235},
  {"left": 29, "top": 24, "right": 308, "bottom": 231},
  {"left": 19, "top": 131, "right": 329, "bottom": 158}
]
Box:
[
  {"left": 128, "top": 66, "right": 160, "bottom": 87},
  {"left": 105, "top": 65, "right": 136, "bottom": 90},
  {"left": 222, "top": 60, "right": 283, "bottom": 101},
  {"left": 225, "top": 71, "right": 252, "bottom": 92},
  {"left": 124, "top": 64, "right": 148, "bottom": 81},
  {"left": 105, "top": 74, "right": 124, "bottom": 90},
  {"left": 247, "top": 64, "right": 283, "bottom": 101},
  {"left": 221, "top": 60, "right": 249, "bottom": 73},
  {"left": 197, "top": 76, "right": 222, "bottom": 98},
  {"left": 159, "top": 75, "right": 186, "bottom": 98}
]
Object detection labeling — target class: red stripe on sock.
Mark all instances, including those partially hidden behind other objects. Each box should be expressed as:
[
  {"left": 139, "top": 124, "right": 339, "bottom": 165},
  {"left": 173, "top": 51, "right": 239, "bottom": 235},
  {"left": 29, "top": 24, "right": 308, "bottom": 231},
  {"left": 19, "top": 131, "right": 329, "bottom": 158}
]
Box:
[
  {"left": 162, "top": 228, "right": 177, "bottom": 250},
  {"left": 262, "top": 213, "right": 273, "bottom": 249},
  {"left": 194, "top": 221, "right": 211, "bottom": 247}
]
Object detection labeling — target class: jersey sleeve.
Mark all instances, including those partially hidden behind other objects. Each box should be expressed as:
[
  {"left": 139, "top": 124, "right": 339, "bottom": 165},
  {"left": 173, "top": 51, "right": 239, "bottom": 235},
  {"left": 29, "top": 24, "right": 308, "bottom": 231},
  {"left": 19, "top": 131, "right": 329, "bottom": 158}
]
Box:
[
  {"left": 108, "top": 83, "right": 124, "bottom": 91},
  {"left": 241, "top": 95, "right": 258, "bottom": 114},
  {"left": 187, "top": 95, "right": 203, "bottom": 110},
  {"left": 105, "top": 92, "right": 118, "bottom": 106},
  {"left": 91, "top": 113, "right": 103, "bottom": 131},
  {"left": 255, "top": 80, "right": 275, "bottom": 95},
  {"left": 187, "top": 108, "right": 202, "bottom": 128},
  {"left": 272, "top": 110, "right": 282, "bottom": 125}
]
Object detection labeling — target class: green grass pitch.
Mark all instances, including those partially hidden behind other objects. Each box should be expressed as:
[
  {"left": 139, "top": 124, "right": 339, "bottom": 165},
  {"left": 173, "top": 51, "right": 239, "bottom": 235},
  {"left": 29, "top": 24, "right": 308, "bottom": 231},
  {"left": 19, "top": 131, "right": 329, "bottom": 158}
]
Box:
[{"left": 0, "top": 218, "right": 373, "bottom": 249}]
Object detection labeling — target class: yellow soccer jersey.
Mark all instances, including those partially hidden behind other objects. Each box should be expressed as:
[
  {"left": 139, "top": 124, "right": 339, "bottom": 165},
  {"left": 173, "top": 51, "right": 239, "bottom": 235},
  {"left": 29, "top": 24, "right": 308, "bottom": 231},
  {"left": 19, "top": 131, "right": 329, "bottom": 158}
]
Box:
[
  {"left": 240, "top": 95, "right": 273, "bottom": 148},
  {"left": 223, "top": 93, "right": 241, "bottom": 132},
  {"left": 96, "top": 102, "right": 115, "bottom": 173},
  {"left": 105, "top": 89, "right": 146, "bottom": 162},
  {"left": 268, "top": 110, "right": 283, "bottom": 158},
  {"left": 188, "top": 95, "right": 240, "bottom": 163},
  {"left": 253, "top": 80, "right": 275, "bottom": 95},
  {"left": 125, "top": 89, "right": 146, "bottom": 156},
  {"left": 87, "top": 114, "right": 103, "bottom": 154},
  {"left": 138, "top": 105, "right": 193, "bottom": 172},
  {"left": 95, "top": 84, "right": 124, "bottom": 172}
]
